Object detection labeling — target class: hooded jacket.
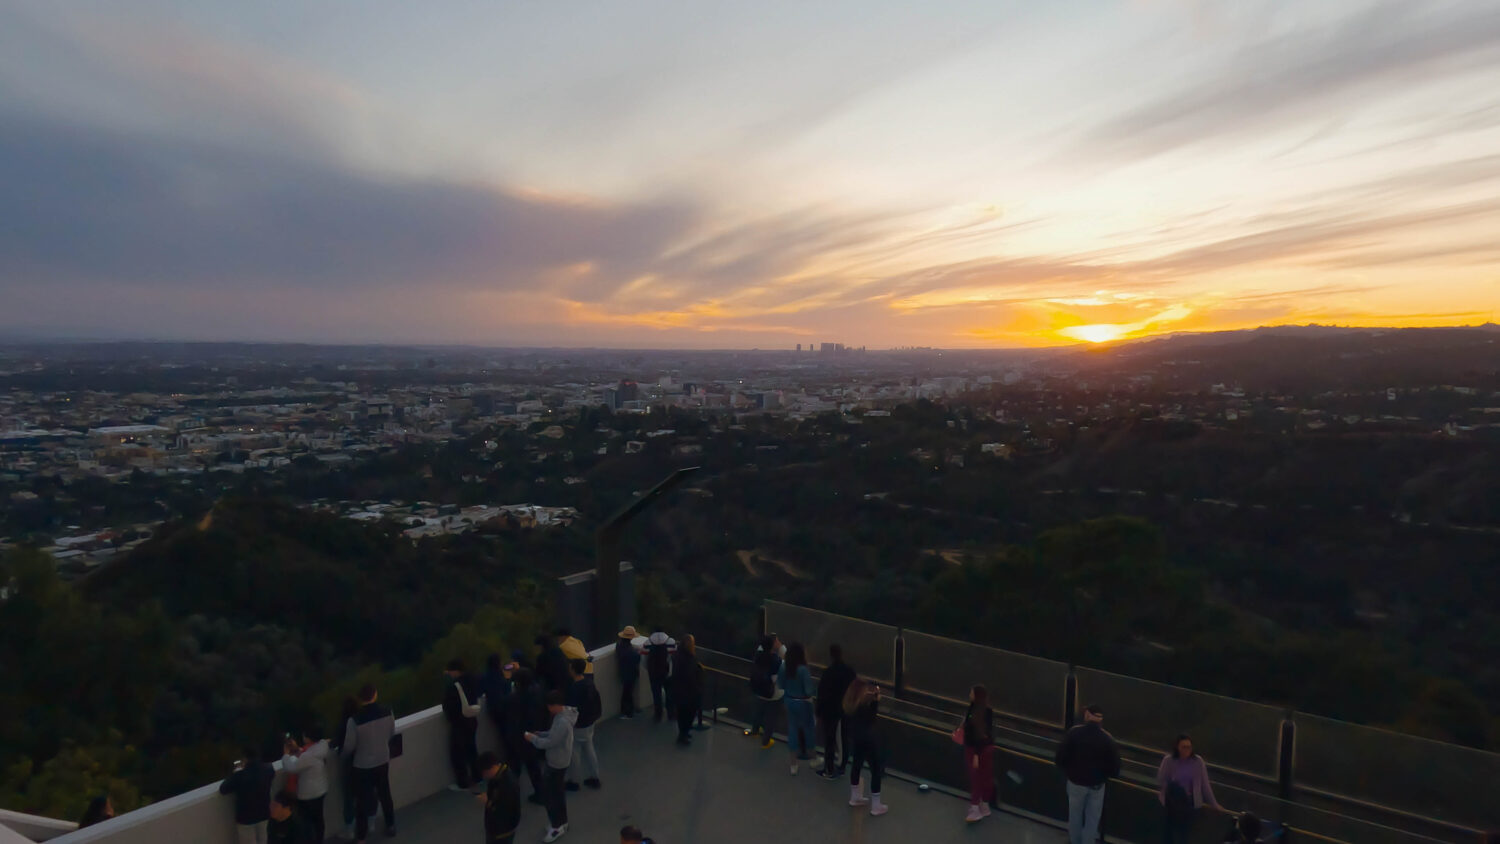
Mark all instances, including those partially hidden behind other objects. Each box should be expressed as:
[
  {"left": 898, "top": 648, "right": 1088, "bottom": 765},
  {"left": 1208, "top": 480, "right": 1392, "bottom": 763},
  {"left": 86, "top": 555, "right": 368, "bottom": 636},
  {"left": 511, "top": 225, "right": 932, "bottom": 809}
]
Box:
[
  {"left": 528, "top": 706, "right": 578, "bottom": 769},
  {"left": 280, "top": 740, "right": 330, "bottom": 800}
]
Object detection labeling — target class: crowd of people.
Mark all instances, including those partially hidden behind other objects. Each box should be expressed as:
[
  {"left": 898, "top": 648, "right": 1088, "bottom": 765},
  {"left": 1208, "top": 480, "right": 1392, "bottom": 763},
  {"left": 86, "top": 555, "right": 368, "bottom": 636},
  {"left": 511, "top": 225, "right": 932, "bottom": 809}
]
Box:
[
  {"left": 190, "top": 622, "right": 1473, "bottom": 844},
  {"left": 742, "top": 633, "right": 1293, "bottom": 844}
]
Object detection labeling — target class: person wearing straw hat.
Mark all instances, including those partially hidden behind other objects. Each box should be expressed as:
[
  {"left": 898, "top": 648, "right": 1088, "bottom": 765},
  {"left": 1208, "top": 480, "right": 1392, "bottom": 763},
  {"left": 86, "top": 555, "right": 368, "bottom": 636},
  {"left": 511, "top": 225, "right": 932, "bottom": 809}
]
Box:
[{"left": 615, "top": 626, "right": 643, "bottom": 719}]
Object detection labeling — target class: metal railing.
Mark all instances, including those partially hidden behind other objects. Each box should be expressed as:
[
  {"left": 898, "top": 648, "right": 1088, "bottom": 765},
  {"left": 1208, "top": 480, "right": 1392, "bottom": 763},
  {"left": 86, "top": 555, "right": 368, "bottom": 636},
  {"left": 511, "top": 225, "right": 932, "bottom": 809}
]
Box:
[{"left": 758, "top": 601, "right": 1494, "bottom": 843}]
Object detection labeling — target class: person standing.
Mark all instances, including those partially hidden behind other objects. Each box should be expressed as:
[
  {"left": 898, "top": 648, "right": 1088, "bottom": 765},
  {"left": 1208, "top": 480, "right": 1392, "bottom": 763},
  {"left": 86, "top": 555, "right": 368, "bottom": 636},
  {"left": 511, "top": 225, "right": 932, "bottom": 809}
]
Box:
[
  {"left": 341, "top": 683, "right": 397, "bottom": 844},
  {"left": 962, "top": 685, "right": 996, "bottom": 823},
  {"left": 779, "top": 642, "right": 817, "bottom": 774},
  {"left": 644, "top": 631, "right": 675, "bottom": 723},
  {"left": 281, "top": 725, "right": 331, "bottom": 844},
  {"left": 556, "top": 628, "right": 593, "bottom": 676},
  {"left": 267, "top": 791, "right": 313, "bottom": 844},
  {"left": 534, "top": 633, "right": 572, "bottom": 692},
  {"left": 844, "top": 678, "right": 888, "bottom": 816},
  {"left": 479, "top": 654, "right": 514, "bottom": 739},
  {"left": 565, "top": 658, "right": 603, "bottom": 790},
  {"left": 219, "top": 747, "right": 275, "bottom": 844},
  {"left": 671, "top": 634, "right": 703, "bottom": 746},
  {"left": 743, "top": 635, "right": 783, "bottom": 749},
  {"left": 443, "top": 658, "right": 483, "bottom": 792},
  {"left": 816, "top": 644, "right": 855, "bottom": 779},
  {"left": 526, "top": 690, "right": 578, "bottom": 843},
  {"left": 475, "top": 751, "right": 520, "bottom": 844},
  {"left": 500, "top": 667, "right": 546, "bottom": 804},
  {"left": 1055, "top": 704, "right": 1122, "bottom": 844},
  {"left": 330, "top": 698, "right": 359, "bottom": 840},
  {"left": 1157, "top": 734, "right": 1222, "bottom": 844},
  {"left": 615, "top": 626, "right": 643, "bottom": 719}
]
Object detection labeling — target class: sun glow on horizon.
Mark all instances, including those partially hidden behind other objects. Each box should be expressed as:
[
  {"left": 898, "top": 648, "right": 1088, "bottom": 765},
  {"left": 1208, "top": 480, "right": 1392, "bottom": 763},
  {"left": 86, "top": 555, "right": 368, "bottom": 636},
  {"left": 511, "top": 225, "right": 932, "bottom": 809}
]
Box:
[{"left": 1062, "top": 324, "right": 1128, "bottom": 344}]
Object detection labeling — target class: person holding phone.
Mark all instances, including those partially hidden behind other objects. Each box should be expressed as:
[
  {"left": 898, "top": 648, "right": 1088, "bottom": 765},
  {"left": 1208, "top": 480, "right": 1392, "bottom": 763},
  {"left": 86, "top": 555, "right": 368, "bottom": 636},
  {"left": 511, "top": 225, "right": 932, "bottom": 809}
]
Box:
[
  {"left": 281, "top": 725, "right": 330, "bottom": 844},
  {"left": 219, "top": 747, "right": 274, "bottom": 844},
  {"left": 844, "top": 678, "right": 888, "bottom": 817}
]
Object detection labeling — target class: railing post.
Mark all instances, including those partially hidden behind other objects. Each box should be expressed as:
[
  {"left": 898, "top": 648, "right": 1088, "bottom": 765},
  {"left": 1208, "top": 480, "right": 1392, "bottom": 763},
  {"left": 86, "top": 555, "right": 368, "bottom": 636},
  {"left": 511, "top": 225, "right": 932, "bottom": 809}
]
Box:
[
  {"left": 1278, "top": 710, "right": 1296, "bottom": 801},
  {"left": 1064, "top": 667, "right": 1078, "bottom": 730},
  {"left": 893, "top": 629, "right": 906, "bottom": 698}
]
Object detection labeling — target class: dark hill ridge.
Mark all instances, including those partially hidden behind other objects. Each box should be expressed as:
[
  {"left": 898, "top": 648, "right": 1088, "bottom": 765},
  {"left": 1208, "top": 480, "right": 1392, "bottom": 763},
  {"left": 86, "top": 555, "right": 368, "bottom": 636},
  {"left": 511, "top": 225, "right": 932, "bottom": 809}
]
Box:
[{"left": 83, "top": 497, "right": 504, "bottom": 663}]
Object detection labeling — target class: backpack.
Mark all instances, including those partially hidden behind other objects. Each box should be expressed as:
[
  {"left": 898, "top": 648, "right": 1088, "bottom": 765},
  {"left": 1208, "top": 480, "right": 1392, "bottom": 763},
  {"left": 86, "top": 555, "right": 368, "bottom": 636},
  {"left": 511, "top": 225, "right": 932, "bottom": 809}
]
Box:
[{"left": 646, "top": 644, "right": 670, "bottom": 679}]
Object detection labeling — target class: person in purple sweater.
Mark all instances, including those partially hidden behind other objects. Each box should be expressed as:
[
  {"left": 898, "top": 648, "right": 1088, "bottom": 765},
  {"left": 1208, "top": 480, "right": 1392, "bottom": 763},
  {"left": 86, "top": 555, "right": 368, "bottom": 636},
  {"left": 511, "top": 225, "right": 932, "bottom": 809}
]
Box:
[{"left": 1157, "top": 734, "right": 1223, "bottom": 844}]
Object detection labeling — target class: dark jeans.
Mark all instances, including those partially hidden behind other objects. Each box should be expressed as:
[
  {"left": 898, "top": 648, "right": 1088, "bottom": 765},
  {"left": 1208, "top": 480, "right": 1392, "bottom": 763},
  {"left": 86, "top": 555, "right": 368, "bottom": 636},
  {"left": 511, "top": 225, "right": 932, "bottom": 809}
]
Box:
[
  {"left": 1163, "top": 808, "right": 1196, "bottom": 844},
  {"left": 850, "top": 739, "right": 883, "bottom": 793},
  {"left": 339, "top": 760, "right": 356, "bottom": 827},
  {"left": 620, "top": 674, "right": 639, "bottom": 717},
  {"left": 297, "top": 795, "right": 325, "bottom": 844},
  {"left": 353, "top": 764, "right": 394, "bottom": 839},
  {"left": 542, "top": 765, "right": 569, "bottom": 829},
  {"left": 502, "top": 736, "right": 542, "bottom": 797},
  {"left": 649, "top": 676, "right": 668, "bottom": 721},
  {"left": 748, "top": 697, "right": 780, "bottom": 737},
  {"left": 821, "top": 712, "right": 851, "bottom": 769},
  {"left": 448, "top": 720, "right": 478, "bottom": 788},
  {"left": 676, "top": 698, "right": 699, "bottom": 740}
]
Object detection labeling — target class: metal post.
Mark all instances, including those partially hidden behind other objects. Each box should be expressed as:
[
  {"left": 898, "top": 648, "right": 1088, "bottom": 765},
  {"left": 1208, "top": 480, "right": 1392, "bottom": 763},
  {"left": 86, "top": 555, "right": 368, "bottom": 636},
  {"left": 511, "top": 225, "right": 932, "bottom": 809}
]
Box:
[
  {"left": 1064, "top": 668, "right": 1078, "bottom": 730},
  {"left": 893, "top": 630, "right": 906, "bottom": 698},
  {"left": 1277, "top": 711, "right": 1296, "bottom": 801},
  {"left": 594, "top": 467, "right": 700, "bottom": 647}
]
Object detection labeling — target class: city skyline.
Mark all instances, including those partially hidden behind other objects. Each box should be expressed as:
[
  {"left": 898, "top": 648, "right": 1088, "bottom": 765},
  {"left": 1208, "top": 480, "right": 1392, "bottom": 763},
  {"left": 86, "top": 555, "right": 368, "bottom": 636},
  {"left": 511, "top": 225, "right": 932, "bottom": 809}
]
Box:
[{"left": 3, "top": 1, "right": 1499, "bottom": 348}]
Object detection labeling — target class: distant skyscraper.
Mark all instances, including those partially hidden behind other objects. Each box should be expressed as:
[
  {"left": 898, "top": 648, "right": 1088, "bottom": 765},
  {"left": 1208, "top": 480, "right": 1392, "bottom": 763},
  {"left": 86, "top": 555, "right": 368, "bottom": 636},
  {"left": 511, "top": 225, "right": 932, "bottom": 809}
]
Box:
[
  {"left": 618, "top": 380, "right": 639, "bottom": 403},
  {"left": 796, "top": 343, "right": 802, "bottom": 352}
]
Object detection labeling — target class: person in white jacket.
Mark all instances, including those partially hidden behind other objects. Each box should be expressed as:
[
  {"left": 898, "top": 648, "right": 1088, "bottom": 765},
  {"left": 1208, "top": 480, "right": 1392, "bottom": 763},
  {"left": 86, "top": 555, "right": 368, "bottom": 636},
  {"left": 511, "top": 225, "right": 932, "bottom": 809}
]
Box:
[
  {"left": 525, "top": 691, "right": 578, "bottom": 843},
  {"left": 281, "top": 725, "right": 331, "bottom": 844}
]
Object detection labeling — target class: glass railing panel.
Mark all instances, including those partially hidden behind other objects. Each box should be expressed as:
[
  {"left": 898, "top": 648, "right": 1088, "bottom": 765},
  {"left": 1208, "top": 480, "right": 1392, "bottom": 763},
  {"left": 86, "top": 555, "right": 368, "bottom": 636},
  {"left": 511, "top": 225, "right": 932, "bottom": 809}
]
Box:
[
  {"left": 1293, "top": 712, "right": 1500, "bottom": 833},
  {"left": 1073, "top": 666, "right": 1286, "bottom": 781},
  {"left": 902, "top": 629, "right": 1070, "bottom": 727},
  {"left": 763, "top": 600, "right": 898, "bottom": 684}
]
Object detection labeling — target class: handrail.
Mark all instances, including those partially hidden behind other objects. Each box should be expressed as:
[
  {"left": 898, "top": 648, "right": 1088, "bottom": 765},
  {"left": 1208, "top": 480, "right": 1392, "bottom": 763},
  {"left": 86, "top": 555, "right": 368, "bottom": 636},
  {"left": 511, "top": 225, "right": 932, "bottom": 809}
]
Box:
[{"left": 700, "top": 650, "right": 1460, "bottom": 844}]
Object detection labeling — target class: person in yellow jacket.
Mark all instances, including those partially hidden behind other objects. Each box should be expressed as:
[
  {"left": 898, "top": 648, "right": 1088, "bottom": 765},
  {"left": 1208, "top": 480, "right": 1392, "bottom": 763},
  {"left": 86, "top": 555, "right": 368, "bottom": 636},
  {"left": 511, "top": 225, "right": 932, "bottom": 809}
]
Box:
[{"left": 556, "top": 628, "right": 593, "bottom": 675}]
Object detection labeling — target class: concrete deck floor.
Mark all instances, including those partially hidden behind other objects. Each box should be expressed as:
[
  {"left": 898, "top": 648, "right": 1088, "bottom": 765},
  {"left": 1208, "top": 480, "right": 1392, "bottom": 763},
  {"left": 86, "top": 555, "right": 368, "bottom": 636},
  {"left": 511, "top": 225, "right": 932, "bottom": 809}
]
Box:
[{"left": 365, "top": 717, "right": 1067, "bottom": 844}]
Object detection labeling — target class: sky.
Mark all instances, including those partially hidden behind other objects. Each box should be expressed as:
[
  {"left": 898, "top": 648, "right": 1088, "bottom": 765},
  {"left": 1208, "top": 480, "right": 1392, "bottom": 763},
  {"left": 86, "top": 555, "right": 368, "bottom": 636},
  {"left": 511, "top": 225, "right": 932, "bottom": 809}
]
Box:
[{"left": 2, "top": 0, "right": 1498, "bottom": 348}]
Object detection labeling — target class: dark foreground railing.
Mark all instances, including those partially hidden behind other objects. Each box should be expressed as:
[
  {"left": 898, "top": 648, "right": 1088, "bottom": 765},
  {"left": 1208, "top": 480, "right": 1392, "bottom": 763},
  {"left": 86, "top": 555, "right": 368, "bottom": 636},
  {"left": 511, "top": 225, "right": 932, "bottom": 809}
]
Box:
[{"left": 732, "top": 601, "right": 1494, "bottom": 843}]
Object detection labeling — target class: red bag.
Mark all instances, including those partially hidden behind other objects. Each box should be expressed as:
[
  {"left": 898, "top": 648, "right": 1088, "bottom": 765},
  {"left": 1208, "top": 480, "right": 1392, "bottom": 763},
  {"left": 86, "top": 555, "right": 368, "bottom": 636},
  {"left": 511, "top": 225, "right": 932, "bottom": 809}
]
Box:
[{"left": 951, "top": 723, "right": 965, "bottom": 745}]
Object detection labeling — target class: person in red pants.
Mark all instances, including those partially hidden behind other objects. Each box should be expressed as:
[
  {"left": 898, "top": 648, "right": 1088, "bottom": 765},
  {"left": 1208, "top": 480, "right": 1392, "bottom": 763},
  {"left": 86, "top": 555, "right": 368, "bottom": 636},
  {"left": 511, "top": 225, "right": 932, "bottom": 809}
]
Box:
[{"left": 962, "top": 685, "right": 996, "bottom": 823}]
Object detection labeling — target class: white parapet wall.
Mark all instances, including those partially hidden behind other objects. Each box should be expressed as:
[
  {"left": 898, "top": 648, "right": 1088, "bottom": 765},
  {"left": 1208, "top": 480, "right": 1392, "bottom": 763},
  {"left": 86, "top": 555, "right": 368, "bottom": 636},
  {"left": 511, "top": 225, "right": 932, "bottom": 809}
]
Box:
[{"left": 39, "top": 644, "right": 642, "bottom": 844}]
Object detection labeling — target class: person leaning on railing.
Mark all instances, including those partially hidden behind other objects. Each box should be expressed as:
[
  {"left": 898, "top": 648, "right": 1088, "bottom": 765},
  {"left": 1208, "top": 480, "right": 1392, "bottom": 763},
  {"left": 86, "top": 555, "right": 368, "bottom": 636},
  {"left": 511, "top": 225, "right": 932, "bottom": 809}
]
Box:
[{"left": 1158, "top": 733, "right": 1224, "bottom": 844}]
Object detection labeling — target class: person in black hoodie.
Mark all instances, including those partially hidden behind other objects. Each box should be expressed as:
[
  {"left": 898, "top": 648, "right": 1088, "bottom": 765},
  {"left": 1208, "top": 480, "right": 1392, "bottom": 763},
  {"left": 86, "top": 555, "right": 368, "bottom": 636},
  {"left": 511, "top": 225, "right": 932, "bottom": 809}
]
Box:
[
  {"left": 565, "top": 659, "right": 603, "bottom": 790},
  {"left": 816, "top": 644, "right": 856, "bottom": 778},
  {"left": 534, "top": 633, "right": 572, "bottom": 692},
  {"left": 671, "top": 634, "right": 703, "bottom": 746},
  {"left": 443, "top": 658, "right": 483, "bottom": 792},
  {"left": 476, "top": 751, "right": 521, "bottom": 843},
  {"left": 499, "top": 667, "right": 546, "bottom": 804},
  {"left": 219, "top": 746, "right": 274, "bottom": 844},
  {"left": 1055, "top": 704, "right": 1122, "bottom": 844},
  {"left": 479, "top": 654, "right": 514, "bottom": 739},
  {"left": 962, "top": 684, "right": 996, "bottom": 823},
  {"left": 615, "top": 626, "right": 642, "bottom": 719}
]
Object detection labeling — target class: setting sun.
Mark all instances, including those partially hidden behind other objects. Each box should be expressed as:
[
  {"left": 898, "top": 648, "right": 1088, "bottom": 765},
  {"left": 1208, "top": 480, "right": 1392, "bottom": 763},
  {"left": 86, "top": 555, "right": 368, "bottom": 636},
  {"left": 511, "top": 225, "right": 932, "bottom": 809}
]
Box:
[{"left": 1062, "top": 324, "right": 1127, "bottom": 344}]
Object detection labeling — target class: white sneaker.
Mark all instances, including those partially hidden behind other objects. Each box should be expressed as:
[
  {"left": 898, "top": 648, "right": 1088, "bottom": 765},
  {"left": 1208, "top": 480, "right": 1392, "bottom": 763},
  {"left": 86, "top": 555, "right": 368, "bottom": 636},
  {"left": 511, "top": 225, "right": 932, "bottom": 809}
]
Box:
[
  {"left": 790, "top": 762, "right": 799, "bottom": 775},
  {"left": 543, "top": 824, "right": 568, "bottom": 842},
  {"left": 980, "top": 803, "right": 992, "bottom": 818},
  {"left": 848, "top": 784, "right": 869, "bottom": 806},
  {"left": 447, "top": 783, "right": 464, "bottom": 792},
  {"left": 966, "top": 804, "right": 983, "bottom": 823},
  {"left": 870, "top": 793, "right": 888, "bottom": 816}
]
